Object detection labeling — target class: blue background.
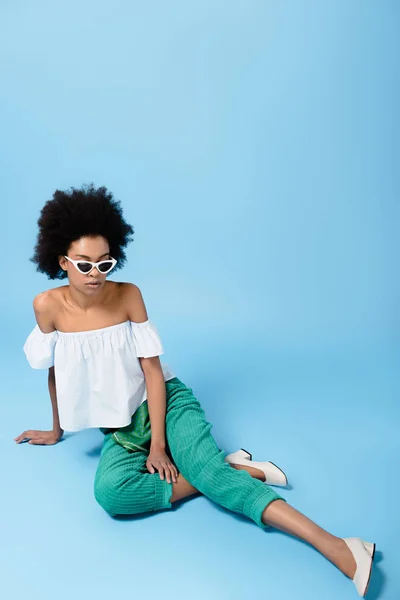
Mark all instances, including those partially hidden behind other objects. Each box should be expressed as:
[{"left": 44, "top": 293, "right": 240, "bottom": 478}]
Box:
[{"left": 1, "top": 1, "right": 398, "bottom": 598}]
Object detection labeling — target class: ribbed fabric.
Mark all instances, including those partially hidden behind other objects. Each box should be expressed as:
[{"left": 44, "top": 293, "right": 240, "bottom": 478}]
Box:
[{"left": 94, "top": 377, "right": 285, "bottom": 528}]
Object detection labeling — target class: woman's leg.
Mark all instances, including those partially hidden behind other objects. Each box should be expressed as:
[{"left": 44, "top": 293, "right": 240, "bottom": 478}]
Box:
[
  {"left": 96, "top": 379, "right": 357, "bottom": 581},
  {"left": 170, "top": 474, "right": 199, "bottom": 502},
  {"left": 165, "top": 378, "right": 356, "bottom": 580},
  {"left": 94, "top": 413, "right": 265, "bottom": 513},
  {"left": 170, "top": 467, "right": 264, "bottom": 503},
  {"left": 94, "top": 433, "right": 173, "bottom": 516},
  {"left": 164, "top": 378, "right": 284, "bottom": 528},
  {"left": 261, "top": 500, "right": 356, "bottom": 579},
  {"left": 230, "top": 463, "right": 266, "bottom": 480}
]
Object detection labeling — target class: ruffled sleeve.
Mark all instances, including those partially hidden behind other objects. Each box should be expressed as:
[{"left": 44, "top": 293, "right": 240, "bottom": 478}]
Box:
[
  {"left": 130, "top": 319, "right": 164, "bottom": 358},
  {"left": 23, "top": 325, "right": 59, "bottom": 369}
]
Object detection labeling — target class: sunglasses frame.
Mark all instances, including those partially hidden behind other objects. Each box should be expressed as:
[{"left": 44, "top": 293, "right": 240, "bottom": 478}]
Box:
[{"left": 63, "top": 255, "right": 117, "bottom": 275}]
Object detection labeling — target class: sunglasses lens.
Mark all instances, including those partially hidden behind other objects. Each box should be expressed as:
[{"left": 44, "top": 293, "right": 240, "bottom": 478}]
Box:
[
  {"left": 98, "top": 261, "right": 114, "bottom": 273},
  {"left": 77, "top": 262, "right": 93, "bottom": 273}
]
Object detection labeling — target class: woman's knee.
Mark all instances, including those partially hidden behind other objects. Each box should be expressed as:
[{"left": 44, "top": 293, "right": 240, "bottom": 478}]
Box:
[
  {"left": 94, "top": 471, "right": 121, "bottom": 515},
  {"left": 94, "top": 467, "right": 164, "bottom": 516},
  {"left": 94, "top": 468, "right": 143, "bottom": 516}
]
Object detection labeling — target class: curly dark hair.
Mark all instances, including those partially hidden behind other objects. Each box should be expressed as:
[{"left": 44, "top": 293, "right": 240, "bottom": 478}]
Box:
[{"left": 30, "top": 183, "right": 134, "bottom": 279}]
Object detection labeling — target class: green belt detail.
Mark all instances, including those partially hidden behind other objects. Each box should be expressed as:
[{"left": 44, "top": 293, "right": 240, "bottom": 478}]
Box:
[{"left": 100, "top": 400, "right": 152, "bottom": 453}]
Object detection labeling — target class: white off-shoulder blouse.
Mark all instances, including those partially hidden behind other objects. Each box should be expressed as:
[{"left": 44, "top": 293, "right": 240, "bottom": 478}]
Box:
[{"left": 23, "top": 319, "right": 176, "bottom": 432}]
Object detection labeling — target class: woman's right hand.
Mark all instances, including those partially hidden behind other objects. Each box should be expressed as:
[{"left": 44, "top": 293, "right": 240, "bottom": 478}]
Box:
[{"left": 14, "top": 428, "right": 63, "bottom": 445}]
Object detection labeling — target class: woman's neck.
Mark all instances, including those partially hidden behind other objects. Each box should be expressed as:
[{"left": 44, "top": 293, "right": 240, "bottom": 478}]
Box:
[{"left": 64, "top": 281, "right": 110, "bottom": 311}]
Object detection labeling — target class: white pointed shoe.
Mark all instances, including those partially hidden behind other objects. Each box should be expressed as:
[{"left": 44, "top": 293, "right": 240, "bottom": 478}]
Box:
[
  {"left": 224, "top": 448, "right": 288, "bottom": 487},
  {"left": 343, "top": 537, "right": 373, "bottom": 597}
]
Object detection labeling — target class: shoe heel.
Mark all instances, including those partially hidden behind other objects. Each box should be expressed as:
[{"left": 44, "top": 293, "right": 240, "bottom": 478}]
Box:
[
  {"left": 239, "top": 448, "right": 252, "bottom": 460},
  {"left": 363, "top": 541, "right": 376, "bottom": 560}
]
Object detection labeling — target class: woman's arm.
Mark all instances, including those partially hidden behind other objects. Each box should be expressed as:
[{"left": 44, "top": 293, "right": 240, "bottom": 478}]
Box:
[
  {"left": 15, "top": 292, "right": 63, "bottom": 445},
  {"left": 37, "top": 293, "right": 63, "bottom": 437},
  {"left": 14, "top": 367, "right": 63, "bottom": 445},
  {"left": 124, "top": 283, "right": 177, "bottom": 483},
  {"left": 124, "top": 283, "right": 167, "bottom": 449},
  {"left": 140, "top": 358, "right": 167, "bottom": 450},
  {"left": 48, "top": 366, "right": 64, "bottom": 439}
]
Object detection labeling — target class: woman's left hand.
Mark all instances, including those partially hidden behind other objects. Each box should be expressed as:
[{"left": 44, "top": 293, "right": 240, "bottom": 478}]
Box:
[{"left": 146, "top": 448, "right": 178, "bottom": 483}]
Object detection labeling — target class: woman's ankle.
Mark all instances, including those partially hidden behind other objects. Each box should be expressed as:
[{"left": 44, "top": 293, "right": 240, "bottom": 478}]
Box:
[{"left": 229, "top": 463, "right": 266, "bottom": 481}]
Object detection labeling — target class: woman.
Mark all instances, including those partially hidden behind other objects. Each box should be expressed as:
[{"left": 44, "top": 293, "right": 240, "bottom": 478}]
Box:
[{"left": 15, "top": 184, "right": 374, "bottom": 597}]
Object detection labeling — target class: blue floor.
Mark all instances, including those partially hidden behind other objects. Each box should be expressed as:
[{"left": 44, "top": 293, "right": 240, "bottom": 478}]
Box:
[{"left": 3, "top": 330, "right": 398, "bottom": 600}]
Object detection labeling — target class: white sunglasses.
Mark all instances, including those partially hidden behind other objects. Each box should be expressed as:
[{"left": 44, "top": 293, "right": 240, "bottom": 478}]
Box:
[{"left": 64, "top": 255, "right": 117, "bottom": 275}]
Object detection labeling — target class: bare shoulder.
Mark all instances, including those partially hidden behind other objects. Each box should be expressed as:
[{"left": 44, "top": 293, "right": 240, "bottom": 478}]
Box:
[
  {"left": 32, "top": 288, "right": 60, "bottom": 332},
  {"left": 33, "top": 289, "right": 57, "bottom": 312},
  {"left": 119, "top": 282, "right": 148, "bottom": 323}
]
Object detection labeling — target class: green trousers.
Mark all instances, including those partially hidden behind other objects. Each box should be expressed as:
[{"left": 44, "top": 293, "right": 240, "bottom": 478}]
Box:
[{"left": 94, "top": 377, "right": 285, "bottom": 529}]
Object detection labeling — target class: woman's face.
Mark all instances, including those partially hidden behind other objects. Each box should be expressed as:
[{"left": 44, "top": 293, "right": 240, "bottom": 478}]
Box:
[{"left": 59, "top": 235, "right": 112, "bottom": 294}]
